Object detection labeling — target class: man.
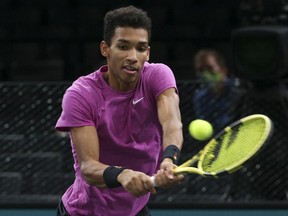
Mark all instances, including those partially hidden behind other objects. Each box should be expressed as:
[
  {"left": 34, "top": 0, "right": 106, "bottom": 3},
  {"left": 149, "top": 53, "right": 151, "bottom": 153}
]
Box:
[
  {"left": 56, "top": 6, "right": 184, "bottom": 216},
  {"left": 193, "top": 49, "right": 241, "bottom": 131}
]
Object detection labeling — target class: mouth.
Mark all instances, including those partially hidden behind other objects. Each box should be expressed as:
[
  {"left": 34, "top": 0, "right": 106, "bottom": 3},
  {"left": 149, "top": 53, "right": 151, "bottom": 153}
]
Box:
[{"left": 123, "top": 65, "right": 138, "bottom": 74}]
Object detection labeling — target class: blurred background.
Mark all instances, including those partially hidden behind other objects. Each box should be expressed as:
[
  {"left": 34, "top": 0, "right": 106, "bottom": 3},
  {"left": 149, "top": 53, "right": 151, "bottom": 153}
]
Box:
[
  {"left": 2, "top": 0, "right": 288, "bottom": 81},
  {"left": 1, "top": 0, "right": 288, "bottom": 215}
]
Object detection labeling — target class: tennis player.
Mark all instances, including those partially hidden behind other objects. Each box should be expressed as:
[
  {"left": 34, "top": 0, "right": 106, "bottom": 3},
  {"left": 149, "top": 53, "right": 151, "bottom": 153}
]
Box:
[{"left": 56, "top": 5, "right": 184, "bottom": 216}]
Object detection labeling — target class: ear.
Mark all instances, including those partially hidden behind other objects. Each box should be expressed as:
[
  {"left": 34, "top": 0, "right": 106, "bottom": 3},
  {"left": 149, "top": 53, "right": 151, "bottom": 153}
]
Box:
[
  {"left": 100, "top": 41, "right": 109, "bottom": 57},
  {"left": 146, "top": 46, "right": 151, "bottom": 61}
]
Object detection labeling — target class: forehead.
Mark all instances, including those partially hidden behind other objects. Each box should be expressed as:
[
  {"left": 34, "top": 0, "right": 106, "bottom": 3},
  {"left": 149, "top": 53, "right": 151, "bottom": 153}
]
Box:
[
  {"left": 111, "top": 27, "right": 149, "bottom": 44},
  {"left": 196, "top": 55, "right": 221, "bottom": 71},
  {"left": 205, "top": 55, "right": 218, "bottom": 65},
  {"left": 197, "top": 55, "right": 217, "bottom": 66}
]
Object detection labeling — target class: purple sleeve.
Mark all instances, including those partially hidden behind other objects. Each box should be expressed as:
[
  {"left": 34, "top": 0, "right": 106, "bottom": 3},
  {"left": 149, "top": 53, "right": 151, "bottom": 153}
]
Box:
[
  {"left": 148, "top": 63, "right": 178, "bottom": 97},
  {"left": 55, "top": 89, "right": 95, "bottom": 131}
]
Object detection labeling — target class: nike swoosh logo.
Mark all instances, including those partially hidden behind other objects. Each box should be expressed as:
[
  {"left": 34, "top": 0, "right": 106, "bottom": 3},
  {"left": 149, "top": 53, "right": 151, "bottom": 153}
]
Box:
[{"left": 132, "top": 97, "right": 144, "bottom": 105}]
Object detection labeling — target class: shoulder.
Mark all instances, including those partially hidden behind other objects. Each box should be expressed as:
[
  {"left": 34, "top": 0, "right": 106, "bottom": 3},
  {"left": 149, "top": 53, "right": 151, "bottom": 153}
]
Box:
[
  {"left": 63, "top": 71, "right": 103, "bottom": 104},
  {"left": 143, "top": 62, "right": 172, "bottom": 73},
  {"left": 68, "top": 71, "right": 101, "bottom": 93},
  {"left": 142, "top": 62, "right": 174, "bottom": 81},
  {"left": 140, "top": 62, "right": 177, "bottom": 97}
]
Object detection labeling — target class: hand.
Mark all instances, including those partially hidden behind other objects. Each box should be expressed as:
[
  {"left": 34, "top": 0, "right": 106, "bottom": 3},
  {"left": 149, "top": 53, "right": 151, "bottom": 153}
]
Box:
[
  {"left": 117, "top": 169, "right": 156, "bottom": 197},
  {"left": 153, "top": 158, "right": 184, "bottom": 188}
]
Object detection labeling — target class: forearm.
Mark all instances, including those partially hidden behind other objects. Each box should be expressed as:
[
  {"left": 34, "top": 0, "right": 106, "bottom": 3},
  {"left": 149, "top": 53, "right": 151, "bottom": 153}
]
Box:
[
  {"left": 162, "top": 120, "right": 183, "bottom": 150},
  {"left": 156, "top": 120, "right": 184, "bottom": 188},
  {"left": 161, "top": 94, "right": 183, "bottom": 151},
  {"left": 157, "top": 89, "right": 183, "bottom": 166}
]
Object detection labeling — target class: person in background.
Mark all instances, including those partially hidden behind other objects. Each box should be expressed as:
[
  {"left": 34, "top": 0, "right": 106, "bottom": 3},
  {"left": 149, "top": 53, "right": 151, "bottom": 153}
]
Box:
[
  {"left": 193, "top": 49, "right": 242, "bottom": 132},
  {"left": 55, "top": 5, "right": 184, "bottom": 216}
]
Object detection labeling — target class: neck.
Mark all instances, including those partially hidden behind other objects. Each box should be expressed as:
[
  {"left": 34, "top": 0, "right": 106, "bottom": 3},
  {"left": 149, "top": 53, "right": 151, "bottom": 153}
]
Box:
[{"left": 102, "top": 71, "right": 138, "bottom": 92}]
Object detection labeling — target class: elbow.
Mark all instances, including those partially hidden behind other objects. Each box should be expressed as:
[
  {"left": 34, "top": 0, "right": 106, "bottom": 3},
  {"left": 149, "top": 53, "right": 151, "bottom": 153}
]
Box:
[
  {"left": 80, "top": 163, "right": 95, "bottom": 185},
  {"left": 80, "top": 163, "right": 93, "bottom": 184},
  {"left": 80, "top": 161, "right": 105, "bottom": 187}
]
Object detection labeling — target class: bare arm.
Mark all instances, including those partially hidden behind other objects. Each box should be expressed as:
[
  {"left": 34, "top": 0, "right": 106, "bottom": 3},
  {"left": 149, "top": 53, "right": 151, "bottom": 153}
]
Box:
[
  {"left": 71, "top": 126, "right": 108, "bottom": 187},
  {"left": 155, "top": 87, "right": 184, "bottom": 187},
  {"left": 157, "top": 88, "right": 183, "bottom": 151},
  {"left": 70, "top": 126, "right": 156, "bottom": 196}
]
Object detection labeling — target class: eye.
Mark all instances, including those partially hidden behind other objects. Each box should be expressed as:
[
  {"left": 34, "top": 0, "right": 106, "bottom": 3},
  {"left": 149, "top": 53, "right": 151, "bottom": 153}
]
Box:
[
  {"left": 118, "top": 45, "right": 128, "bottom": 50},
  {"left": 138, "top": 46, "right": 148, "bottom": 52}
]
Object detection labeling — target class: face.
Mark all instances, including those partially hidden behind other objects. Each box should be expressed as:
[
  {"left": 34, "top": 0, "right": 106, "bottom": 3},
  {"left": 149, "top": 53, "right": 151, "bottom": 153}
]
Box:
[
  {"left": 200, "top": 55, "right": 221, "bottom": 73},
  {"left": 196, "top": 55, "right": 225, "bottom": 82},
  {"left": 101, "top": 27, "right": 150, "bottom": 91}
]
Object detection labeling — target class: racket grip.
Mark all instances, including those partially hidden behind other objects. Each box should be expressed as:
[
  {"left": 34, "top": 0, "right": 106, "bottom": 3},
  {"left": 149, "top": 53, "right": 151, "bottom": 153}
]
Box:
[{"left": 150, "top": 176, "right": 157, "bottom": 187}]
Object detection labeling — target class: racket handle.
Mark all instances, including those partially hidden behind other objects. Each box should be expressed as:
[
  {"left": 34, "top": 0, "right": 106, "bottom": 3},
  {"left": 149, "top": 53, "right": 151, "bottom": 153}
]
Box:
[{"left": 150, "top": 176, "right": 157, "bottom": 187}]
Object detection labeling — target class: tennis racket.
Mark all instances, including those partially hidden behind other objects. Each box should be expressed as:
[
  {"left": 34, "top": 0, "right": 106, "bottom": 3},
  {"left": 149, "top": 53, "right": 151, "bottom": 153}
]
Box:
[{"left": 150, "top": 114, "right": 273, "bottom": 186}]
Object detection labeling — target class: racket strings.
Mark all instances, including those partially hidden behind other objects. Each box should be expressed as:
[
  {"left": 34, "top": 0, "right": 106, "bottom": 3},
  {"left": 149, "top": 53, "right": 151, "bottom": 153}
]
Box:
[
  {"left": 225, "top": 125, "right": 240, "bottom": 149},
  {"left": 201, "top": 118, "right": 268, "bottom": 173},
  {"left": 206, "top": 125, "right": 241, "bottom": 165}
]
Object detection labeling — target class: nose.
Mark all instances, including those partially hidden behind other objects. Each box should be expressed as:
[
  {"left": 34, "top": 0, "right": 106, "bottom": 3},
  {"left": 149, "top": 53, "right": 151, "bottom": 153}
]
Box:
[{"left": 127, "top": 48, "right": 137, "bottom": 62}]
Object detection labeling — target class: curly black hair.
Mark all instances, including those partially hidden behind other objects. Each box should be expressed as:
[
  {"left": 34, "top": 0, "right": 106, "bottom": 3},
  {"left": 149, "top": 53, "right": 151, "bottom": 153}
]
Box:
[{"left": 103, "top": 5, "right": 152, "bottom": 46}]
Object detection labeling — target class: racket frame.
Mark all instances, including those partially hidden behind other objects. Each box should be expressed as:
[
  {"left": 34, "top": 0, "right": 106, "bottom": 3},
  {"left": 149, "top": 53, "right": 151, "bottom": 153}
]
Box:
[{"left": 174, "top": 114, "right": 273, "bottom": 177}]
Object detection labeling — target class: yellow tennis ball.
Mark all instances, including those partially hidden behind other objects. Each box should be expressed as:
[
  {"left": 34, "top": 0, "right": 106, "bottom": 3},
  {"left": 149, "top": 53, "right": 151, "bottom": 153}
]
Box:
[{"left": 189, "top": 119, "right": 213, "bottom": 141}]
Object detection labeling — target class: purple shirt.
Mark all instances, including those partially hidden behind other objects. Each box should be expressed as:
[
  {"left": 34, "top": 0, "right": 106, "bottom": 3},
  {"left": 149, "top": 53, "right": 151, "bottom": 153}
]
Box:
[{"left": 56, "top": 62, "right": 177, "bottom": 215}]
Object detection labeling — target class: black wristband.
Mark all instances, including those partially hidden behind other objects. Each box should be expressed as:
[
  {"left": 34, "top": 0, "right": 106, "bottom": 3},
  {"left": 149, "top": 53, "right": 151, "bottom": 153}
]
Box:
[
  {"left": 162, "top": 145, "right": 181, "bottom": 164},
  {"left": 103, "top": 166, "right": 126, "bottom": 188}
]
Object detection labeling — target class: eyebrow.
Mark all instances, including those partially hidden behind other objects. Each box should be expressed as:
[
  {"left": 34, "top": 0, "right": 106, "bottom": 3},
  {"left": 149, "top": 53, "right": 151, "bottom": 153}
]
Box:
[{"left": 117, "top": 39, "right": 148, "bottom": 45}]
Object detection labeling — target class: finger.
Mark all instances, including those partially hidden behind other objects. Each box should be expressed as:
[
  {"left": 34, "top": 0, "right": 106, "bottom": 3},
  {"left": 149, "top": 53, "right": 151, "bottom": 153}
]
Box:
[
  {"left": 125, "top": 178, "right": 144, "bottom": 195},
  {"left": 165, "top": 168, "right": 175, "bottom": 180},
  {"left": 130, "top": 185, "right": 146, "bottom": 197},
  {"left": 156, "top": 170, "right": 166, "bottom": 184},
  {"left": 170, "top": 174, "right": 185, "bottom": 186},
  {"left": 179, "top": 173, "right": 185, "bottom": 179},
  {"left": 176, "top": 173, "right": 185, "bottom": 181},
  {"left": 132, "top": 176, "right": 153, "bottom": 196}
]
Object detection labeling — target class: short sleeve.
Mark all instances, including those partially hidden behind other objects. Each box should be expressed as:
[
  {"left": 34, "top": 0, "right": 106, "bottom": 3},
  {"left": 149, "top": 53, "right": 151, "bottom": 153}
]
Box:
[
  {"left": 55, "top": 89, "right": 95, "bottom": 131},
  {"left": 148, "top": 63, "right": 178, "bottom": 97}
]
